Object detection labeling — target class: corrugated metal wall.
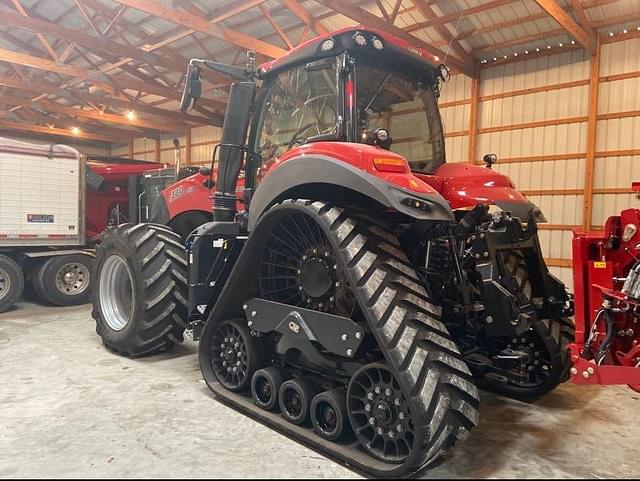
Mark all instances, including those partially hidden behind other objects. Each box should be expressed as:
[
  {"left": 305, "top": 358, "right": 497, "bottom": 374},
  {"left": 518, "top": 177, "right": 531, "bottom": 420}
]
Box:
[
  {"left": 440, "top": 73, "right": 472, "bottom": 163},
  {"left": 479, "top": 50, "right": 591, "bottom": 289},
  {"left": 594, "top": 37, "right": 640, "bottom": 229}
]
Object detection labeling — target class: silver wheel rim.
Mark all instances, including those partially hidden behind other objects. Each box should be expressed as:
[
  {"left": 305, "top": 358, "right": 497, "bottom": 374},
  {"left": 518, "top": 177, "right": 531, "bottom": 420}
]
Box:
[
  {"left": 55, "top": 262, "right": 90, "bottom": 296},
  {"left": 99, "top": 255, "right": 134, "bottom": 331},
  {"left": 0, "top": 267, "right": 10, "bottom": 301}
]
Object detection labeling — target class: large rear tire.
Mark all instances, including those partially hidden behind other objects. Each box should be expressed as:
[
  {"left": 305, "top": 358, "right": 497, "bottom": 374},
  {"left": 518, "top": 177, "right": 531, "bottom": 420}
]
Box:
[
  {"left": 0, "top": 254, "right": 24, "bottom": 313},
  {"left": 32, "top": 254, "right": 93, "bottom": 306},
  {"left": 92, "top": 223, "right": 188, "bottom": 356}
]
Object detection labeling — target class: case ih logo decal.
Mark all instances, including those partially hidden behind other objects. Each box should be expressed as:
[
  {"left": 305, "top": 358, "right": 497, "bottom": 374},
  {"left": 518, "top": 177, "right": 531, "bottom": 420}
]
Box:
[
  {"left": 408, "top": 46, "right": 424, "bottom": 57},
  {"left": 27, "top": 214, "right": 54, "bottom": 223}
]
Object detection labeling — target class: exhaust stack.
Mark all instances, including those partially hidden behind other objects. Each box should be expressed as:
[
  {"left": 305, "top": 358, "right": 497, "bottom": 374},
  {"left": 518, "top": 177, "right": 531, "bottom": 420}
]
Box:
[
  {"left": 213, "top": 82, "right": 256, "bottom": 222},
  {"left": 173, "top": 138, "right": 182, "bottom": 178}
]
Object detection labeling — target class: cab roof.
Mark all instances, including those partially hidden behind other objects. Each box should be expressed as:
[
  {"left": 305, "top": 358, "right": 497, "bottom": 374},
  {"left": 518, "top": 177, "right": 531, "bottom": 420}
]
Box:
[{"left": 259, "top": 26, "right": 442, "bottom": 81}]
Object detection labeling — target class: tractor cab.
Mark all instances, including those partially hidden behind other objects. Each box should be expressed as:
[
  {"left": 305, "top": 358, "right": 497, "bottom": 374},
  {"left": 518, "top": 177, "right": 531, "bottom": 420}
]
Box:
[{"left": 252, "top": 27, "right": 447, "bottom": 178}]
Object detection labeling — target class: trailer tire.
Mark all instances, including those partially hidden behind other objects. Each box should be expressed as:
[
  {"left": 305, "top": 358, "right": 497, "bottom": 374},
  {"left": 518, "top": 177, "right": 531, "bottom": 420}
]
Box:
[
  {"left": 0, "top": 254, "right": 24, "bottom": 313},
  {"left": 33, "top": 254, "right": 93, "bottom": 306},
  {"left": 92, "top": 223, "right": 188, "bottom": 357}
]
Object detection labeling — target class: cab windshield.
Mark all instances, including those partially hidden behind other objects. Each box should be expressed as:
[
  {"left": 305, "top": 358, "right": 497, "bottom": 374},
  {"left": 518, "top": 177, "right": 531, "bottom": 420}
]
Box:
[{"left": 355, "top": 62, "right": 445, "bottom": 174}]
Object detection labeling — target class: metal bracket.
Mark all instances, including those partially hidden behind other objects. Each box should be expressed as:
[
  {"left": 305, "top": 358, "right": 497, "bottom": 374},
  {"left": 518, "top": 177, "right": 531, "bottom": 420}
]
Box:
[{"left": 243, "top": 298, "right": 363, "bottom": 358}]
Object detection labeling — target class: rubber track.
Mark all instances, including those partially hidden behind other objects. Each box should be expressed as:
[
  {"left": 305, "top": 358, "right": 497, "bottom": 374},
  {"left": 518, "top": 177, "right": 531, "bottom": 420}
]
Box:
[
  {"left": 93, "top": 223, "right": 188, "bottom": 357},
  {"left": 287, "top": 200, "right": 480, "bottom": 473}
]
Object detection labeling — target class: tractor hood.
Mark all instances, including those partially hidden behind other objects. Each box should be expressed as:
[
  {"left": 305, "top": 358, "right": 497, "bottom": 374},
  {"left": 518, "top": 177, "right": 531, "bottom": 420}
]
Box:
[{"left": 416, "top": 163, "right": 547, "bottom": 222}]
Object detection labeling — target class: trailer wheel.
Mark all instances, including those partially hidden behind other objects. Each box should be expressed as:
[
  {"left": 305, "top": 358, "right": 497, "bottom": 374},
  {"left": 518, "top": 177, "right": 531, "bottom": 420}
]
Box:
[
  {"left": 33, "top": 254, "right": 93, "bottom": 306},
  {"left": 0, "top": 254, "right": 24, "bottom": 313},
  {"left": 92, "top": 223, "right": 188, "bottom": 356}
]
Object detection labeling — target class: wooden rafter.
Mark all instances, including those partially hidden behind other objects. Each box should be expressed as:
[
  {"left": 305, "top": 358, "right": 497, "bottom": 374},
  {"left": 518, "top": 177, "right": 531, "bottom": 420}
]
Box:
[
  {"left": 281, "top": 0, "right": 329, "bottom": 36},
  {"left": 390, "top": 0, "right": 404, "bottom": 25},
  {"left": 0, "top": 95, "right": 183, "bottom": 132},
  {"left": 405, "top": 0, "right": 515, "bottom": 32},
  {"left": 534, "top": 0, "right": 596, "bottom": 54},
  {"left": 0, "top": 118, "right": 119, "bottom": 142},
  {"left": 110, "top": 0, "right": 288, "bottom": 58},
  {"left": 9, "top": 0, "right": 58, "bottom": 61},
  {"left": 74, "top": 0, "right": 102, "bottom": 37},
  {"left": 0, "top": 10, "right": 201, "bottom": 80},
  {"left": 260, "top": 4, "right": 293, "bottom": 49},
  {"left": 11, "top": 107, "right": 154, "bottom": 139},
  {"left": 314, "top": 0, "right": 476, "bottom": 77},
  {"left": 0, "top": 43, "right": 226, "bottom": 110},
  {"left": 411, "top": 0, "right": 475, "bottom": 66}
]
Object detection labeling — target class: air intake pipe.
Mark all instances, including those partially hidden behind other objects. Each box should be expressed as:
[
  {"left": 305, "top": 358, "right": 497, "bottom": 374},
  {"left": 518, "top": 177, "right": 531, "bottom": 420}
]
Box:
[{"left": 213, "top": 81, "right": 256, "bottom": 222}]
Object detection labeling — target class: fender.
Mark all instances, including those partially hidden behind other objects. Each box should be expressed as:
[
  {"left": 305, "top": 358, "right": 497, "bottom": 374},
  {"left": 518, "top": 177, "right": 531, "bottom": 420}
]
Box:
[{"left": 249, "top": 155, "right": 453, "bottom": 230}]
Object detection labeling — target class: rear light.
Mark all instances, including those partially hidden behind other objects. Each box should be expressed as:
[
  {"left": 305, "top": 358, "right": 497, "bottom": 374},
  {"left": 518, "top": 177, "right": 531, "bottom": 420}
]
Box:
[
  {"left": 373, "top": 157, "right": 408, "bottom": 173},
  {"left": 353, "top": 32, "right": 367, "bottom": 46},
  {"left": 320, "top": 39, "right": 334, "bottom": 51}
]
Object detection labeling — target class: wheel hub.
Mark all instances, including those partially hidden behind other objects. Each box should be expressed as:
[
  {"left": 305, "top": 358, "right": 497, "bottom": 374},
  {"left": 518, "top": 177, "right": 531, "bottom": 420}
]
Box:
[
  {"left": 374, "top": 400, "right": 395, "bottom": 425},
  {"left": 99, "top": 256, "right": 133, "bottom": 331},
  {"left": 219, "top": 336, "right": 244, "bottom": 374},
  {"left": 0, "top": 268, "right": 9, "bottom": 300},
  {"left": 56, "top": 262, "right": 90, "bottom": 295},
  {"left": 258, "top": 211, "right": 357, "bottom": 317},
  {"left": 63, "top": 271, "right": 77, "bottom": 285},
  {"left": 348, "top": 364, "right": 414, "bottom": 463},
  {"left": 300, "top": 256, "right": 332, "bottom": 298}
]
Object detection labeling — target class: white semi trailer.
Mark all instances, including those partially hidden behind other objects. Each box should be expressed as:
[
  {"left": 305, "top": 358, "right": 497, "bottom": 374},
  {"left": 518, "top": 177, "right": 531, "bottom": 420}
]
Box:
[{"left": 0, "top": 137, "right": 93, "bottom": 313}]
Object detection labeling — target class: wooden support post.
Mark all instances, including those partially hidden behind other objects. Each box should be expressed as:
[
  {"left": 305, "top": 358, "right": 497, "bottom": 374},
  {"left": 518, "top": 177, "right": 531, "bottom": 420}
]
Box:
[
  {"left": 128, "top": 139, "right": 134, "bottom": 159},
  {"left": 185, "top": 128, "right": 191, "bottom": 166},
  {"left": 468, "top": 65, "right": 480, "bottom": 164},
  {"left": 381, "top": 112, "right": 391, "bottom": 131},
  {"left": 155, "top": 138, "right": 160, "bottom": 163},
  {"left": 583, "top": 36, "right": 601, "bottom": 230}
]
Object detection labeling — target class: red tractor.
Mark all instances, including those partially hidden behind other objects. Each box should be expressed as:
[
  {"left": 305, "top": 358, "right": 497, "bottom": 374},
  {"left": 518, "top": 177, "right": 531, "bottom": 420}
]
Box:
[
  {"left": 569, "top": 182, "right": 640, "bottom": 391},
  {"left": 91, "top": 27, "right": 573, "bottom": 477}
]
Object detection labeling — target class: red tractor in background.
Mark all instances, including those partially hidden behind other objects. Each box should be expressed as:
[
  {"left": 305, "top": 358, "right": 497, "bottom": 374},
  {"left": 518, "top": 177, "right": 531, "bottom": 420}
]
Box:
[
  {"left": 569, "top": 182, "right": 640, "bottom": 391},
  {"left": 91, "top": 26, "right": 575, "bottom": 477}
]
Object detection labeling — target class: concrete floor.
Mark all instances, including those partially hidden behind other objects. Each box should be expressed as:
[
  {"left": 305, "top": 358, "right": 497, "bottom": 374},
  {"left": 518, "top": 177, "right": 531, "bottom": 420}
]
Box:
[{"left": 1, "top": 301, "right": 639, "bottom": 479}]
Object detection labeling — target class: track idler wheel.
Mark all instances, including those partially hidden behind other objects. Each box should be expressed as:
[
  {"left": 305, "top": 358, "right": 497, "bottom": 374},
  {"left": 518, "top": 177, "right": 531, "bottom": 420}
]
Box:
[
  {"left": 278, "top": 378, "right": 320, "bottom": 425},
  {"left": 347, "top": 363, "right": 414, "bottom": 464},
  {"left": 310, "top": 388, "right": 350, "bottom": 441},
  {"left": 251, "top": 367, "right": 290, "bottom": 411},
  {"left": 209, "top": 319, "right": 263, "bottom": 392}
]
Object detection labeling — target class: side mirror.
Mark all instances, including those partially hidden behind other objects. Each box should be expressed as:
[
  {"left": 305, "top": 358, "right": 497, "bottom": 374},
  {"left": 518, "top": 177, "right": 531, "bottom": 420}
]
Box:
[
  {"left": 180, "top": 62, "right": 203, "bottom": 114},
  {"left": 483, "top": 153, "right": 497, "bottom": 169}
]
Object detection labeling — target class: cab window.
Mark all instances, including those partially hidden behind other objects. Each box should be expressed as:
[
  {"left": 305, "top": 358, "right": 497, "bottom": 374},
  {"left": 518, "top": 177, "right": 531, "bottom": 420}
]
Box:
[
  {"left": 356, "top": 62, "right": 445, "bottom": 174},
  {"left": 255, "top": 61, "right": 339, "bottom": 173}
]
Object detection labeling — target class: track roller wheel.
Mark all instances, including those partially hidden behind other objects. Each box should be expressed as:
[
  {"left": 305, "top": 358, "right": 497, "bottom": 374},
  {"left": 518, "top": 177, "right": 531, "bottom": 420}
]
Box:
[
  {"left": 310, "top": 387, "right": 350, "bottom": 441},
  {"left": 279, "top": 378, "right": 320, "bottom": 425},
  {"left": 347, "top": 363, "right": 414, "bottom": 464},
  {"left": 209, "top": 319, "right": 263, "bottom": 392},
  {"left": 251, "top": 367, "right": 290, "bottom": 411}
]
